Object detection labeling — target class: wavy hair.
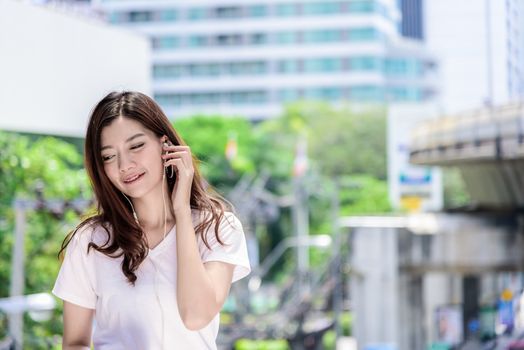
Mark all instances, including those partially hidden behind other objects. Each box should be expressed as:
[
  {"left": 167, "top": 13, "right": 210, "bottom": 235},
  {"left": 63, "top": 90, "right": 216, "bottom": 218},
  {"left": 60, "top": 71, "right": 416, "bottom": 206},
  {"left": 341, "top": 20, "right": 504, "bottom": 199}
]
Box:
[{"left": 58, "top": 91, "right": 231, "bottom": 285}]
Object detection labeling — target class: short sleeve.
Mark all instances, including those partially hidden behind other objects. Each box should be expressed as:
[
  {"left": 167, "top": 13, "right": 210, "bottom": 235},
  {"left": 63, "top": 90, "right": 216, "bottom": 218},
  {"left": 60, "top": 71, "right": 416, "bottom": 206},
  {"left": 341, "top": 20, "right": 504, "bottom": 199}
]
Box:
[
  {"left": 198, "top": 212, "right": 251, "bottom": 283},
  {"left": 52, "top": 226, "right": 97, "bottom": 309}
]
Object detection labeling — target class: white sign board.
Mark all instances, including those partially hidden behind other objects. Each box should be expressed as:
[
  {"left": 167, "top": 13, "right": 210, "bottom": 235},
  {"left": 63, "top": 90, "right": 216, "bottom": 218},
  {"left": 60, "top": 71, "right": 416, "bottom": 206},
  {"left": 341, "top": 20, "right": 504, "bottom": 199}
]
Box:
[{"left": 388, "top": 103, "right": 443, "bottom": 212}]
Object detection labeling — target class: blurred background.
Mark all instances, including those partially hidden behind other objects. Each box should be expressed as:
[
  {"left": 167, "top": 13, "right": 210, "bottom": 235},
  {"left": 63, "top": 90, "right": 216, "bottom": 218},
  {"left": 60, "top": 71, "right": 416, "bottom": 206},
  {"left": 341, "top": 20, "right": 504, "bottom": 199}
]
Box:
[{"left": 1, "top": 0, "right": 524, "bottom": 349}]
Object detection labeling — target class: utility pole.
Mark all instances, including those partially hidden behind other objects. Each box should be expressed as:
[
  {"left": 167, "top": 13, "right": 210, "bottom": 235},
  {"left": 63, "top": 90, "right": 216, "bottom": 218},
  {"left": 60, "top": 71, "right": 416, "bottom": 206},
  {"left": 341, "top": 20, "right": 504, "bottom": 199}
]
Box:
[
  {"left": 9, "top": 199, "right": 29, "bottom": 349},
  {"left": 292, "top": 137, "right": 309, "bottom": 293},
  {"left": 331, "top": 179, "right": 343, "bottom": 340}
]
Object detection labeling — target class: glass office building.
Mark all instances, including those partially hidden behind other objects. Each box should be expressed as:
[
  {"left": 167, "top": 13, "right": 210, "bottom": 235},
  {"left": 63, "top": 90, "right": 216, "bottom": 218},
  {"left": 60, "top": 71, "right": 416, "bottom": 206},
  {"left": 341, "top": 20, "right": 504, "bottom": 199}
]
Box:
[
  {"left": 92, "top": 0, "right": 437, "bottom": 120},
  {"left": 399, "top": 0, "right": 423, "bottom": 40}
]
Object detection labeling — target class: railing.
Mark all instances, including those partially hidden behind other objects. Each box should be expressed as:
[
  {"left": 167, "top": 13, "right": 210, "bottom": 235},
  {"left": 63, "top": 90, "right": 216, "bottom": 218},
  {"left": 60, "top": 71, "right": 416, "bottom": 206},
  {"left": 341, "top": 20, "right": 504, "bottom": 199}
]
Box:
[{"left": 409, "top": 101, "right": 524, "bottom": 163}]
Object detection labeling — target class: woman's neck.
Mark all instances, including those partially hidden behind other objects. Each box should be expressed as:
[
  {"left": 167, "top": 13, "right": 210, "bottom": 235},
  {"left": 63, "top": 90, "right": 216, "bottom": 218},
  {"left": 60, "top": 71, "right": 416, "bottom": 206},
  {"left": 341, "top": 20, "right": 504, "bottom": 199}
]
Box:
[{"left": 131, "top": 184, "right": 176, "bottom": 230}]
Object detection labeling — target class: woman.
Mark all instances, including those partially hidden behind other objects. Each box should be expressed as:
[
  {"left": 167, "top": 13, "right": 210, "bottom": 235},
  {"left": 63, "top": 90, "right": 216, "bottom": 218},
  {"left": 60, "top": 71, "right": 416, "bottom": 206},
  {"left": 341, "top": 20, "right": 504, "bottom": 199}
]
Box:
[{"left": 52, "top": 91, "right": 251, "bottom": 349}]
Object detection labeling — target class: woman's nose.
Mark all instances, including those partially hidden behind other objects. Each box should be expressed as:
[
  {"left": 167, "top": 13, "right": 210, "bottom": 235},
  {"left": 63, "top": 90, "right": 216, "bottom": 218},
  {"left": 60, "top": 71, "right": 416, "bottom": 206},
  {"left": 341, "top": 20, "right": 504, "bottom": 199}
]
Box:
[{"left": 119, "top": 153, "right": 135, "bottom": 173}]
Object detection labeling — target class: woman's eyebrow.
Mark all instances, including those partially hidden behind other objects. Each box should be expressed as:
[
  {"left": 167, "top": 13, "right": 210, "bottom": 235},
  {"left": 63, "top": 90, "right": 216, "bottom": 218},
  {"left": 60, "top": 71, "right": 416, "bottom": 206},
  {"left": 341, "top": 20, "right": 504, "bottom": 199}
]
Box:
[{"left": 101, "top": 133, "right": 146, "bottom": 151}]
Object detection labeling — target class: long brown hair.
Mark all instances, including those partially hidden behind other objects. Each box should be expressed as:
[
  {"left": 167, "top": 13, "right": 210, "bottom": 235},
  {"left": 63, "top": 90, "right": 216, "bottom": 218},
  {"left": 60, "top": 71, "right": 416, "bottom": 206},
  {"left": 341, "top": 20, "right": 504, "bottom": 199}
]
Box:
[{"left": 58, "top": 91, "right": 232, "bottom": 285}]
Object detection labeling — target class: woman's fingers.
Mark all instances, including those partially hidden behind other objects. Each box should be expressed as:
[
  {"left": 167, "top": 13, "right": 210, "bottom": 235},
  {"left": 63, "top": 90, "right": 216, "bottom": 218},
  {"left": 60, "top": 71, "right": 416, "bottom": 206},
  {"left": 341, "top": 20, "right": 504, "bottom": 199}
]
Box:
[
  {"left": 163, "top": 145, "right": 190, "bottom": 151},
  {"left": 162, "top": 151, "right": 191, "bottom": 169},
  {"left": 164, "top": 158, "right": 194, "bottom": 176},
  {"left": 162, "top": 145, "right": 193, "bottom": 169}
]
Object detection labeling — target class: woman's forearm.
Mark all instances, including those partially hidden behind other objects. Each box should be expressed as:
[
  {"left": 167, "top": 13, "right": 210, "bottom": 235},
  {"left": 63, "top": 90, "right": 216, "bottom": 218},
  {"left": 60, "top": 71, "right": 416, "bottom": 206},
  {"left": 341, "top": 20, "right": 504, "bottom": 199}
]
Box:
[{"left": 175, "top": 207, "right": 219, "bottom": 330}]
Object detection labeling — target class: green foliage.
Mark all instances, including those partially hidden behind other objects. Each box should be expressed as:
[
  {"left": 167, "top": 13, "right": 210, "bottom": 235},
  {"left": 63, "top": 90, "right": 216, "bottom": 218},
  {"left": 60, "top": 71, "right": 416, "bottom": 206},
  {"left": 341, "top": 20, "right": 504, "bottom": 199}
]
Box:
[
  {"left": 322, "top": 329, "right": 337, "bottom": 350},
  {"left": 321, "top": 312, "right": 354, "bottom": 349},
  {"left": 173, "top": 115, "right": 257, "bottom": 187},
  {"left": 338, "top": 175, "right": 392, "bottom": 215},
  {"left": 278, "top": 101, "right": 387, "bottom": 179},
  {"left": 234, "top": 338, "right": 290, "bottom": 350},
  {"left": 249, "top": 102, "right": 390, "bottom": 278},
  {"left": 0, "top": 131, "right": 90, "bottom": 347},
  {"left": 250, "top": 118, "right": 297, "bottom": 181},
  {"left": 0, "top": 99, "right": 389, "bottom": 345},
  {"left": 442, "top": 167, "right": 470, "bottom": 208}
]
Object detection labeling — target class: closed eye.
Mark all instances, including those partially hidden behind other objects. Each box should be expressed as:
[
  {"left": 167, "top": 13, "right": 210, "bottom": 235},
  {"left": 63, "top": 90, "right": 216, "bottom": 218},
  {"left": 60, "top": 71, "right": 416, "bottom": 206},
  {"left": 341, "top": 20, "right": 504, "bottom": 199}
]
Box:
[
  {"left": 131, "top": 143, "right": 144, "bottom": 150},
  {"left": 102, "top": 142, "right": 145, "bottom": 162}
]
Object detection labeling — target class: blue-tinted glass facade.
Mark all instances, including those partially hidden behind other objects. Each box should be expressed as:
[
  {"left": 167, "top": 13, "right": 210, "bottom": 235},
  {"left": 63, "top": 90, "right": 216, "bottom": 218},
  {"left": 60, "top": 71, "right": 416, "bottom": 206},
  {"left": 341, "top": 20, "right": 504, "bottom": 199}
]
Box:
[
  {"left": 153, "top": 56, "right": 431, "bottom": 78},
  {"left": 399, "top": 0, "right": 424, "bottom": 40},
  {"left": 108, "top": 1, "right": 393, "bottom": 23},
  {"left": 101, "top": 0, "right": 435, "bottom": 113},
  {"left": 150, "top": 27, "right": 384, "bottom": 50}
]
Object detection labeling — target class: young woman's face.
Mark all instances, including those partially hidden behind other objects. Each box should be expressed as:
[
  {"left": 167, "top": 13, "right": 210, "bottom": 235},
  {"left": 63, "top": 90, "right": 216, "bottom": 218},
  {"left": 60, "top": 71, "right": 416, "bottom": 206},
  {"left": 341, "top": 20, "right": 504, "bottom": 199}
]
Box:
[{"left": 100, "top": 117, "right": 164, "bottom": 198}]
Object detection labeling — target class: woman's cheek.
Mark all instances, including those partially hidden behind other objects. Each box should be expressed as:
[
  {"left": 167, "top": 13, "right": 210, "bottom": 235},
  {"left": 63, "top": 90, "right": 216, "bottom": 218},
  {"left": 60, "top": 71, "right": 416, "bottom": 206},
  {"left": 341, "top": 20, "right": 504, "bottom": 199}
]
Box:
[{"left": 104, "top": 164, "right": 118, "bottom": 186}]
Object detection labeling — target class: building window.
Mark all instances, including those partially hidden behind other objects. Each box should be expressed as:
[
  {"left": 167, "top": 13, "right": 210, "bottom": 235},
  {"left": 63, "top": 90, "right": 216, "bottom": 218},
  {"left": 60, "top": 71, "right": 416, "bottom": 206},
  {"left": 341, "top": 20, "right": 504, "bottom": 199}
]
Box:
[
  {"left": 278, "top": 60, "right": 301, "bottom": 73},
  {"left": 156, "top": 91, "right": 270, "bottom": 106},
  {"left": 302, "top": 2, "right": 341, "bottom": 15},
  {"left": 387, "top": 87, "right": 422, "bottom": 101},
  {"left": 303, "top": 29, "right": 341, "bottom": 43},
  {"left": 215, "top": 6, "right": 242, "bottom": 19},
  {"left": 250, "top": 33, "right": 268, "bottom": 45},
  {"left": 129, "top": 11, "right": 152, "bottom": 22},
  {"left": 188, "top": 7, "right": 207, "bottom": 20},
  {"left": 216, "top": 34, "right": 243, "bottom": 46},
  {"left": 107, "top": 12, "right": 124, "bottom": 23},
  {"left": 276, "top": 31, "right": 298, "bottom": 44},
  {"left": 350, "top": 86, "right": 384, "bottom": 101},
  {"left": 153, "top": 36, "right": 180, "bottom": 49},
  {"left": 279, "top": 89, "right": 301, "bottom": 102},
  {"left": 242, "top": 61, "right": 267, "bottom": 74},
  {"left": 228, "top": 91, "right": 267, "bottom": 104},
  {"left": 188, "top": 35, "right": 207, "bottom": 47},
  {"left": 347, "top": 0, "right": 376, "bottom": 13},
  {"left": 153, "top": 65, "right": 183, "bottom": 79},
  {"left": 304, "top": 87, "right": 343, "bottom": 100},
  {"left": 348, "top": 27, "right": 379, "bottom": 41},
  {"left": 348, "top": 57, "right": 382, "bottom": 71},
  {"left": 276, "top": 3, "right": 299, "bottom": 16},
  {"left": 249, "top": 5, "right": 268, "bottom": 17},
  {"left": 155, "top": 94, "right": 182, "bottom": 107},
  {"left": 304, "top": 58, "right": 342, "bottom": 72},
  {"left": 159, "top": 9, "right": 177, "bottom": 21},
  {"left": 385, "top": 58, "right": 423, "bottom": 77}
]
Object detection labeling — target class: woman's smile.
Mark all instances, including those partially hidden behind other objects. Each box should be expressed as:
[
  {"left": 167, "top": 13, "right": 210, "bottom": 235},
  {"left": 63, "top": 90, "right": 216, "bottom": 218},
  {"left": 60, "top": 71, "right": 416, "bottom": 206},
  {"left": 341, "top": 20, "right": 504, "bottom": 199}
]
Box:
[{"left": 123, "top": 172, "right": 146, "bottom": 185}]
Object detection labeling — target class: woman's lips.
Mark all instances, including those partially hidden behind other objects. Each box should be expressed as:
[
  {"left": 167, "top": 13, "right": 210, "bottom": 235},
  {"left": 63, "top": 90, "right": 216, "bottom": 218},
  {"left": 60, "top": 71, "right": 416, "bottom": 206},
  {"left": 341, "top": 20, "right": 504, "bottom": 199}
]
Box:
[{"left": 123, "top": 172, "right": 145, "bottom": 184}]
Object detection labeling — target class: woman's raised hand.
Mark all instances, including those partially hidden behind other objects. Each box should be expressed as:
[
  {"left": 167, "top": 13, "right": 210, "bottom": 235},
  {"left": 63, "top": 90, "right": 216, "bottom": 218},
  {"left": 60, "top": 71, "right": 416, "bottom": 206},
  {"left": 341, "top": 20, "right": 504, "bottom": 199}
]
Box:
[{"left": 161, "top": 142, "right": 194, "bottom": 214}]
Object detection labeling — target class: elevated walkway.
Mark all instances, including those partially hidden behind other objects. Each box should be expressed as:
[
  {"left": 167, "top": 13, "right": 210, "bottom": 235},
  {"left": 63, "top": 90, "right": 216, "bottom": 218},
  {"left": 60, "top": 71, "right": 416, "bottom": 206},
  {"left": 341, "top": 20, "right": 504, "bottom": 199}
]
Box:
[{"left": 409, "top": 102, "right": 524, "bottom": 208}]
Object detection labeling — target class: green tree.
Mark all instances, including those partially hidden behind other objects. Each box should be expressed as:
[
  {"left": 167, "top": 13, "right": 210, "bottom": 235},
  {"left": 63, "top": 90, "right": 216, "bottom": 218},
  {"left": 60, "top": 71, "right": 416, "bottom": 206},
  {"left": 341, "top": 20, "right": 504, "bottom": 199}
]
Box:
[
  {"left": 276, "top": 101, "right": 387, "bottom": 179},
  {"left": 173, "top": 115, "right": 257, "bottom": 188},
  {"left": 338, "top": 174, "right": 392, "bottom": 215},
  {"left": 0, "top": 131, "right": 90, "bottom": 347},
  {"left": 442, "top": 167, "right": 470, "bottom": 208}
]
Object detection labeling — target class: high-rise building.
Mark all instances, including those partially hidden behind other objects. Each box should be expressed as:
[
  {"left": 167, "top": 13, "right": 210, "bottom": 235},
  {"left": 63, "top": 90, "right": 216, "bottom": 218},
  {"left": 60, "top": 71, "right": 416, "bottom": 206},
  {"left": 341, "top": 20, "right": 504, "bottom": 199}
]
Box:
[
  {"left": 91, "top": 0, "right": 438, "bottom": 120},
  {"left": 423, "top": 0, "right": 524, "bottom": 114},
  {"left": 507, "top": 0, "right": 524, "bottom": 100},
  {"left": 399, "top": 0, "right": 423, "bottom": 40}
]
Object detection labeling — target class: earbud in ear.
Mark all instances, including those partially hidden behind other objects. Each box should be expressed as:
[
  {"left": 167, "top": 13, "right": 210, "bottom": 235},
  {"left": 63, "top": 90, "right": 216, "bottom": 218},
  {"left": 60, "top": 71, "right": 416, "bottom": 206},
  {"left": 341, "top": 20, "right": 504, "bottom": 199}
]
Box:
[
  {"left": 162, "top": 140, "right": 175, "bottom": 179},
  {"left": 162, "top": 140, "right": 169, "bottom": 155}
]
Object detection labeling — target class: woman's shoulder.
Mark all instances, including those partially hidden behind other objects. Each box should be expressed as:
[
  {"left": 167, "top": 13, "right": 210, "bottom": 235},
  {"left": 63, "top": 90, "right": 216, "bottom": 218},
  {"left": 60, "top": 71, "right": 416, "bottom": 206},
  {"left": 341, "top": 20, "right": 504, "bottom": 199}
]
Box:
[
  {"left": 191, "top": 208, "right": 240, "bottom": 226},
  {"left": 69, "top": 218, "right": 112, "bottom": 248},
  {"left": 192, "top": 209, "right": 243, "bottom": 241}
]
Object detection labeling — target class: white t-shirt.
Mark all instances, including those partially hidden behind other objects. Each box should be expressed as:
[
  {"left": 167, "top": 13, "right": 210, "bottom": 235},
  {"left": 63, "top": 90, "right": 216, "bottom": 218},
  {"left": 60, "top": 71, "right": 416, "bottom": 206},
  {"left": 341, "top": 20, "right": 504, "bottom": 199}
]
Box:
[{"left": 52, "top": 210, "right": 251, "bottom": 350}]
